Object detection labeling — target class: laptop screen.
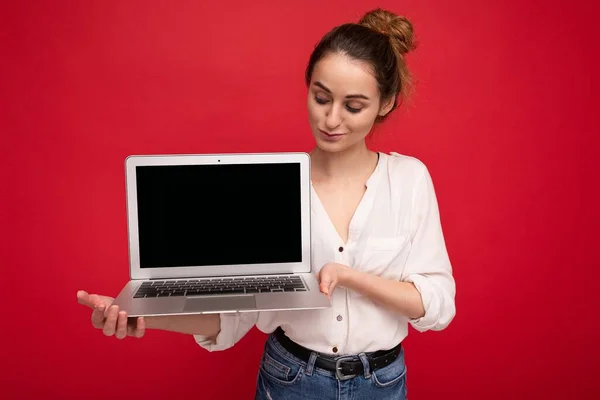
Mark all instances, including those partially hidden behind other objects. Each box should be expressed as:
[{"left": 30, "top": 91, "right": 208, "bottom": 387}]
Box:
[{"left": 134, "top": 163, "right": 302, "bottom": 268}]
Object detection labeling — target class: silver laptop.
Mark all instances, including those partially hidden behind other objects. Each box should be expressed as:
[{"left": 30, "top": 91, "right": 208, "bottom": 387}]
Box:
[{"left": 112, "top": 152, "right": 331, "bottom": 317}]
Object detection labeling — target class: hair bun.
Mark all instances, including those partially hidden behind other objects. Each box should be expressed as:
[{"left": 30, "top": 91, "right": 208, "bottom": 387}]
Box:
[{"left": 359, "top": 8, "right": 416, "bottom": 55}]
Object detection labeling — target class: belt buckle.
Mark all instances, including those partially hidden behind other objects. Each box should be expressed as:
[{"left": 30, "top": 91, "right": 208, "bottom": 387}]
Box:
[{"left": 335, "top": 356, "right": 358, "bottom": 381}]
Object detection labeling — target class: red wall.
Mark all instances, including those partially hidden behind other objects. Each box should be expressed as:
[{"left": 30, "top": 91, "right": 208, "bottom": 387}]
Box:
[{"left": 2, "top": 0, "right": 598, "bottom": 399}]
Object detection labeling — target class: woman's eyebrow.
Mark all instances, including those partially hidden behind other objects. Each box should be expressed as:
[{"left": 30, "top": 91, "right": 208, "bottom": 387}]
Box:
[{"left": 314, "top": 81, "right": 370, "bottom": 100}]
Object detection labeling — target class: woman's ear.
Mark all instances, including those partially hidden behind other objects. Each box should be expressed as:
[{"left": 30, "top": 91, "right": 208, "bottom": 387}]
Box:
[{"left": 379, "top": 97, "right": 395, "bottom": 117}]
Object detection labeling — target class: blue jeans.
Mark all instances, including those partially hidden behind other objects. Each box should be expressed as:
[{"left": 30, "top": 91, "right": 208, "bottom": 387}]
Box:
[{"left": 254, "top": 333, "right": 407, "bottom": 400}]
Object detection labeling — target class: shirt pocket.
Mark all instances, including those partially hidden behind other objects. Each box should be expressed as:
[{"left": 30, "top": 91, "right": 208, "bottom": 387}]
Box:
[
  {"left": 350, "top": 235, "right": 411, "bottom": 299},
  {"left": 354, "top": 235, "right": 411, "bottom": 278}
]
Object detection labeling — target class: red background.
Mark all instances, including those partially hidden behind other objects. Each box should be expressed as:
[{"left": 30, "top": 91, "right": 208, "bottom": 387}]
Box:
[{"left": 1, "top": 0, "right": 598, "bottom": 399}]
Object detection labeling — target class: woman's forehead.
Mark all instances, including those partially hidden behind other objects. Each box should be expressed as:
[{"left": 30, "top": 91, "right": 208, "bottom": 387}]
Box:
[{"left": 311, "top": 53, "right": 379, "bottom": 97}]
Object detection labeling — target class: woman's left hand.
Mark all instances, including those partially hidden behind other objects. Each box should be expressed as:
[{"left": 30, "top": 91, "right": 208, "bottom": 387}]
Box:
[{"left": 317, "top": 262, "right": 351, "bottom": 299}]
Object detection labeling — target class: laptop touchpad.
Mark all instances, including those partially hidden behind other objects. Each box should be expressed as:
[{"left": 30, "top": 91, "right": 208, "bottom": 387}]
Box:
[{"left": 183, "top": 295, "right": 257, "bottom": 313}]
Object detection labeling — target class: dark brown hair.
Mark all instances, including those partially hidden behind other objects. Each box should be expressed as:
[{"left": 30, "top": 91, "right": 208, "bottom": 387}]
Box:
[{"left": 305, "top": 8, "right": 416, "bottom": 122}]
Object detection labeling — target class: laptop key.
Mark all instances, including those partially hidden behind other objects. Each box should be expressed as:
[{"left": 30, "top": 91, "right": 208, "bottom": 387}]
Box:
[{"left": 283, "top": 284, "right": 305, "bottom": 289}]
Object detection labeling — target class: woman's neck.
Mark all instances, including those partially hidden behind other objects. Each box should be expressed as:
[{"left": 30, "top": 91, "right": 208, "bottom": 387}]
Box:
[{"left": 310, "top": 142, "right": 378, "bottom": 182}]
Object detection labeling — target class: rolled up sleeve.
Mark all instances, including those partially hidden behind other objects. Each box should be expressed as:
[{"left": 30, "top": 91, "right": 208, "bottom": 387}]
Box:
[
  {"left": 401, "top": 165, "right": 456, "bottom": 332},
  {"left": 194, "top": 311, "right": 259, "bottom": 352}
]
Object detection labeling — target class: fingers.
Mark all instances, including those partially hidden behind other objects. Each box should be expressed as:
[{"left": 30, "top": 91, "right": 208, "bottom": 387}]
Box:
[
  {"left": 105, "top": 307, "right": 145, "bottom": 340},
  {"left": 78, "top": 290, "right": 108, "bottom": 312},
  {"left": 84, "top": 296, "right": 142, "bottom": 340},
  {"left": 320, "top": 279, "right": 330, "bottom": 295},
  {"left": 77, "top": 290, "right": 93, "bottom": 307},
  {"left": 81, "top": 290, "right": 116, "bottom": 331},
  {"left": 91, "top": 303, "right": 107, "bottom": 329},
  {"left": 319, "top": 271, "right": 332, "bottom": 295},
  {"left": 321, "top": 279, "right": 337, "bottom": 299},
  {"left": 115, "top": 311, "right": 128, "bottom": 339},
  {"left": 321, "top": 281, "right": 336, "bottom": 299},
  {"left": 318, "top": 269, "right": 336, "bottom": 299},
  {"left": 102, "top": 305, "right": 120, "bottom": 337},
  {"left": 327, "top": 280, "right": 337, "bottom": 298},
  {"left": 135, "top": 317, "right": 146, "bottom": 338}
]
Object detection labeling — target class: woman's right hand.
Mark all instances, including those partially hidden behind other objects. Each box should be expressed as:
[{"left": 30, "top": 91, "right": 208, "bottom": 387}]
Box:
[{"left": 77, "top": 290, "right": 146, "bottom": 339}]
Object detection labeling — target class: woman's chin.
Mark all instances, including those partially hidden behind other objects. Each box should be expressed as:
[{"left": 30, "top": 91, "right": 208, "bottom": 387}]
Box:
[
  {"left": 314, "top": 140, "right": 348, "bottom": 153},
  {"left": 313, "top": 136, "right": 367, "bottom": 154}
]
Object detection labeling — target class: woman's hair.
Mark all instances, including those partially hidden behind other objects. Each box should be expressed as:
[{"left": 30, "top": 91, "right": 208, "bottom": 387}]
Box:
[{"left": 305, "top": 8, "right": 416, "bottom": 122}]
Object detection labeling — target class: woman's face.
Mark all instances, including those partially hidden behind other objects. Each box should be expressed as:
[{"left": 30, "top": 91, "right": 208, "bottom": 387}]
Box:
[{"left": 307, "top": 52, "right": 392, "bottom": 153}]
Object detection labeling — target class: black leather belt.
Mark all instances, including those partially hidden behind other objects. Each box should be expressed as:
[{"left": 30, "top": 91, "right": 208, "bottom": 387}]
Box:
[{"left": 273, "top": 327, "right": 401, "bottom": 381}]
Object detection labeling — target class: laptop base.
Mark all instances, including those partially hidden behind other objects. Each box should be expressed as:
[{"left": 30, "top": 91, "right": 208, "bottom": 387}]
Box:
[{"left": 112, "top": 273, "right": 330, "bottom": 317}]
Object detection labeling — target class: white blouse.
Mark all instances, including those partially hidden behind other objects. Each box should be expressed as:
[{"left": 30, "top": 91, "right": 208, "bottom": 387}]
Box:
[{"left": 194, "top": 151, "right": 456, "bottom": 355}]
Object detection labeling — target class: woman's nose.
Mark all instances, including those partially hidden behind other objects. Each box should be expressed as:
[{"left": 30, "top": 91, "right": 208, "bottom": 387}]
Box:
[{"left": 324, "top": 105, "right": 342, "bottom": 130}]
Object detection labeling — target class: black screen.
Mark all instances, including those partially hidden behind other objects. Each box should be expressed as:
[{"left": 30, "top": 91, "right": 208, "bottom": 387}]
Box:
[{"left": 135, "top": 163, "right": 302, "bottom": 268}]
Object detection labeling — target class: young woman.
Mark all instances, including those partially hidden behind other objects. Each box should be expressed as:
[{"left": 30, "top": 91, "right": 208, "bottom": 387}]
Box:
[{"left": 77, "top": 8, "right": 456, "bottom": 400}]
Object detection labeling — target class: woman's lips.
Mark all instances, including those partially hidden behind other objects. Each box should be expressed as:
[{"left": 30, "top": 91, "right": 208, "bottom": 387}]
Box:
[{"left": 319, "top": 130, "right": 345, "bottom": 141}]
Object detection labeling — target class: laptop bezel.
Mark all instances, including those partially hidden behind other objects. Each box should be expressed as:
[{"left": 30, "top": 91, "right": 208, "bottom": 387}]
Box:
[{"left": 124, "top": 152, "right": 312, "bottom": 280}]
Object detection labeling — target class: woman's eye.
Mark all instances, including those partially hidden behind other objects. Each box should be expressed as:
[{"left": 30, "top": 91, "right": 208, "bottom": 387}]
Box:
[
  {"left": 314, "top": 95, "right": 362, "bottom": 113},
  {"left": 346, "top": 104, "right": 362, "bottom": 113}
]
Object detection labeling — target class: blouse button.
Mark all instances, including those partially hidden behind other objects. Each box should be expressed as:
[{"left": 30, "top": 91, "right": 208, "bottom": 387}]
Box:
[
  {"left": 338, "top": 246, "right": 344, "bottom": 252},
  {"left": 337, "top": 315, "right": 343, "bottom": 321},
  {"left": 332, "top": 346, "right": 338, "bottom": 353}
]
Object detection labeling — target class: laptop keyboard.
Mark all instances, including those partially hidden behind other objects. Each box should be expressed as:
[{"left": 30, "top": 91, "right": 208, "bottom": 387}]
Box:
[{"left": 133, "top": 276, "right": 308, "bottom": 298}]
